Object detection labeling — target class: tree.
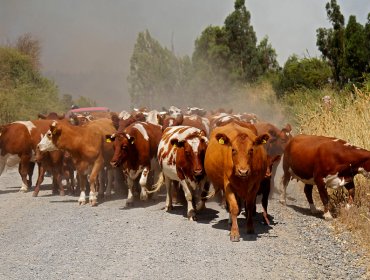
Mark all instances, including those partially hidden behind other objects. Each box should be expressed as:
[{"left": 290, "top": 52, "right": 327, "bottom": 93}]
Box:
[
  {"left": 343, "top": 15, "right": 368, "bottom": 83},
  {"left": 128, "top": 30, "right": 184, "bottom": 108},
  {"left": 316, "top": 0, "right": 345, "bottom": 86},
  {"left": 15, "top": 33, "right": 41, "bottom": 71},
  {"left": 224, "top": 0, "right": 260, "bottom": 81},
  {"left": 274, "top": 55, "right": 332, "bottom": 96}
]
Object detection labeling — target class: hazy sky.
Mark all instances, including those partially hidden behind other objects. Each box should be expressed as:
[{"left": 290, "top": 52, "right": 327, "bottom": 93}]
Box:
[{"left": 1, "top": 0, "right": 369, "bottom": 111}]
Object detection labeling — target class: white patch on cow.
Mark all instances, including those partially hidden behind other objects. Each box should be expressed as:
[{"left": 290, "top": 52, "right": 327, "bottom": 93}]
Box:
[
  {"left": 323, "top": 173, "right": 347, "bottom": 189},
  {"left": 118, "top": 111, "right": 131, "bottom": 120},
  {"left": 168, "top": 106, "right": 182, "bottom": 118},
  {"left": 169, "top": 119, "right": 174, "bottom": 126},
  {"left": 126, "top": 166, "right": 144, "bottom": 180},
  {"left": 145, "top": 110, "right": 160, "bottom": 125},
  {"left": 133, "top": 123, "right": 149, "bottom": 141},
  {"left": 38, "top": 130, "right": 58, "bottom": 152},
  {"left": 13, "top": 121, "right": 36, "bottom": 135},
  {"left": 189, "top": 115, "right": 197, "bottom": 121},
  {"left": 358, "top": 167, "right": 370, "bottom": 179},
  {"left": 78, "top": 191, "right": 86, "bottom": 203},
  {"left": 333, "top": 139, "right": 340, "bottom": 142},
  {"left": 19, "top": 182, "right": 28, "bottom": 192}
]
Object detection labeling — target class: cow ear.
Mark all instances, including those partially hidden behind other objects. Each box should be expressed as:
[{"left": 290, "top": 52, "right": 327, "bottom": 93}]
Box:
[
  {"left": 105, "top": 134, "right": 115, "bottom": 143},
  {"left": 215, "top": 133, "right": 229, "bottom": 145},
  {"left": 255, "top": 134, "right": 269, "bottom": 145},
  {"left": 38, "top": 113, "right": 46, "bottom": 119},
  {"left": 50, "top": 121, "right": 60, "bottom": 135}
]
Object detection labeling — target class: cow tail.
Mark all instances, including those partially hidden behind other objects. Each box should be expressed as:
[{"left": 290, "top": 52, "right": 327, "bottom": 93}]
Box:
[{"left": 146, "top": 172, "right": 164, "bottom": 194}]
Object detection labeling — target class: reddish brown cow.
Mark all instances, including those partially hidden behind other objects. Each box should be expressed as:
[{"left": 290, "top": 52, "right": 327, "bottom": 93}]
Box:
[
  {"left": 38, "top": 118, "right": 116, "bottom": 206},
  {"left": 280, "top": 134, "right": 370, "bottom": 219},
  {"left": 0, "top": 120, "right": 54, "bottom": 192},
  {"left": 108, "top": 122, "right": 162, "bottom": 206},
  {"left": 150, "top": 126, "right": 208, "bottom": 220},
  {"left": 205, "top": 122, "right": 269, "bottom": 241}
]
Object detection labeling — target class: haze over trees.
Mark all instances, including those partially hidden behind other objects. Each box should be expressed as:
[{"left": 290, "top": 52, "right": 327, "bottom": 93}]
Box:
[{"left": 129, "top": 0, "right": 370, "bottom": 106}]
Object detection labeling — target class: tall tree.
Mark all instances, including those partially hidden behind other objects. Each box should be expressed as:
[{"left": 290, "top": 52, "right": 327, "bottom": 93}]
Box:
[
  {"left": 316, "top": 0, "right": 345, "bottom": 86},
  {"left": 343, "top": 15, "right": 368, "bottom": 82},
  {"left": 224, "top": 0, "right": 260, "bottom": 81}
]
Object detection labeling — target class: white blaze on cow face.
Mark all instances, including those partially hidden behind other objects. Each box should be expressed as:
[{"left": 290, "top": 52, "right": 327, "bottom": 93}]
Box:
[
  {"left": 38, "top": 130, "right": 58, "bottom": 152},
  {"left": 133, "top": 123, "right": 149, "bottom": 141},
  {"left": 118, "top": 111, "right": 131, "bottom": 120},
  {"left": 13, "top": 121, "right": 36, "bottom": 135}
]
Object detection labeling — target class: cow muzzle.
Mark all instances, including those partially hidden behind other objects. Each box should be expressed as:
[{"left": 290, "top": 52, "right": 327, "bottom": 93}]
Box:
[{"left": 236, "top": 168, "right": 250, "bottom": 178}]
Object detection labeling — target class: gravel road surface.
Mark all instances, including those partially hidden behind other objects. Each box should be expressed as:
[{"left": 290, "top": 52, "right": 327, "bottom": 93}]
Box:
[{"left": 0, "top": 168, "right": 368, "bottom": 280}]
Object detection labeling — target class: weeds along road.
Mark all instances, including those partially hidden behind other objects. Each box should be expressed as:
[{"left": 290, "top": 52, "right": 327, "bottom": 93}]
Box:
[{"left": 0, "top": 167, "right": 368, "bottom": 280}]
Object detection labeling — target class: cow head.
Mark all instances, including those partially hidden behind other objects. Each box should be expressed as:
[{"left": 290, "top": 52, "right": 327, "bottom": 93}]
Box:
[
  {"left": 266, "top": 123, "right": 292, "bottom": 156},
  {"left": 171, "top": 133, "right": 208, "bottom": 181},
  {"left": 108, "top": 133, "right": 135, "bottom": 167},
  {"left": 216, "top": 132, "right": 269, "bottom": 178},
  {"left": 38, "top": 121, "right": 60, "bottom": 152}
]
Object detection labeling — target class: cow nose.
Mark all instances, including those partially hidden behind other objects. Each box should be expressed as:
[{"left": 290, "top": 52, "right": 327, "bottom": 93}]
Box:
[
  {"left": 193, "top": 169, "right": 203, "bottom": 176},
  {"left": 237, "top": 168, "right": 250, "bottom": 177}
]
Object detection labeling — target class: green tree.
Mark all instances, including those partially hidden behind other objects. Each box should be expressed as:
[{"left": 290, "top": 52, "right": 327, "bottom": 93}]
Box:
[
  {"left": 316, "top": 0, "right": 346, "bottom": 86},
  {"left": 343, "top": 15, "right": 368, "bottom": 83},
  {"left": 224, "top": 0, "right": 260, "bottom": 81},
  {"left": 15, "top": 33, "right": 41, "bottom": 71},
  {"left": 274, "top": 55, "right": 332, "bottom": 96},
  {"left": 128, "top": 30, "right": 184, "bottom": 108}
]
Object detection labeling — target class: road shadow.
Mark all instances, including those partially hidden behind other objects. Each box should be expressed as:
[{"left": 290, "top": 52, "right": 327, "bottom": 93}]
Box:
[
  {"left": 118, "top": 194, "right": 166, "bottom": 210},
  {"left": 49, "top": 199, "right": 78, "bottom": 203},
  {"left": 211, "top": 212, "right": 276, "bottom": 241},
  {"left": 0, "top": 188, "right": 21, "bottom": 195},
  {"left": 287, "top": 204, "right": 324, "bottom": 219}
]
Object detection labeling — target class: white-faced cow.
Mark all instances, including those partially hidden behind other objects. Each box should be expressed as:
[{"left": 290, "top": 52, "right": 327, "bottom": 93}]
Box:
[
  {"left": 280, "top": 134, "right": 370, "bottom": 219},
  {"left": 38, "top": 118, "right": 116, "bottom": 206},
  {"left": 108, "top": 122, "right": 162, "bottom": 206},
  {"left": 205, "top": 122, "right": 269, "bottom": 241},
  {"left": 150, "top": 126, "right": 208, "bottom": 220}
]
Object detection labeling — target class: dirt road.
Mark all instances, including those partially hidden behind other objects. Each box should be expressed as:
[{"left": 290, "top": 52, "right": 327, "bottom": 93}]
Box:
[{"left": 0, "top": 168, "right": 367, "bottom": 280}]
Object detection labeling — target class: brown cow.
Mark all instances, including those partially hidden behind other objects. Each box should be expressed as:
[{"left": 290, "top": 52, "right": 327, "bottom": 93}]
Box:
[
  {"left": 108, "top": 122, "right": 162, "bottom": 206},
  {"left": 38, "top": 118, "right": 116, "bottom": 206},
  {"left": 280, "top": 134, "right": 370, "bottom": 219},
  {"left": 150, "top": 126, "right": 208, "bottom": 220},
  {"left": 0, "top": 120, "right": 54, "bottom": 192},
  {"left": 205, "top": 122, "right": 269, "bottom": 241},
  {"left": 38, "top": 112, "right": 65, "bottom": 120}
]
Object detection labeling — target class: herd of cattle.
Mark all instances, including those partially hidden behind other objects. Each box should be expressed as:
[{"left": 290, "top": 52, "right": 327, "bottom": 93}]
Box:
[{"left": 1, "top": 106, "right": 369, "bottom": 241}]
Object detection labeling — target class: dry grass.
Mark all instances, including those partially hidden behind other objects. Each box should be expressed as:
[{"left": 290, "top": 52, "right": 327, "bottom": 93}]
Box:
[{"left": 291, "top": 85, "right": 370, "bottom": 273}]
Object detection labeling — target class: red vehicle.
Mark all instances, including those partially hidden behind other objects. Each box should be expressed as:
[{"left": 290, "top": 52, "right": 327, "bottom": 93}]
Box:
[{"left": 65, "top": 106, "right": 110, "bottom": 119}]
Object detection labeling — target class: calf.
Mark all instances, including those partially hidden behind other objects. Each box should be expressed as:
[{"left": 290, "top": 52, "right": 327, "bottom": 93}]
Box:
[
  {"left": 151, "top": 126, "right": 208, "bottom": 220},
  {"left": 205, "top": 122, "right": 269, "bottom": 241},
  {"left": 280, "top": 134, "right": 370, "bottom": 219}
]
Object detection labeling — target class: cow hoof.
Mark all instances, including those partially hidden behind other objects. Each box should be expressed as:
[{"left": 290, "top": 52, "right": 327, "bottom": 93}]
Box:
[
  {"left": 323, "top": 211, "right": 333, "bottom": 220},
  {"left": 279, "top": 199, "right": 286, "bottom": 206},
  {"left": 32, "top": 191, "right": 39, "bottom": 197},
  {"left": 90, "top": 200, "right": 98, "bottom": 207},
  {"left": 78, "top": 200, "right": 86, "bottom": 206},
  {"left": 19, "top": 188, "right": 28, "bottom": 193},
  {"left": 188, "top": 215, "right": 197, "bottom": 221},
  {"left": 140, "top": 193, "right": 148, "bottom": 201},
  {"left": 230, "top": 235, "right": 240, "bottom": 242}
]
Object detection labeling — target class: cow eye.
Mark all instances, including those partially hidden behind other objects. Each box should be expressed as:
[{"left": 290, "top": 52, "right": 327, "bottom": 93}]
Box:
[
  {"left": 232, "top": 148, "right": 237, "bottom": 155},
  {"left": 47, "top": 132, "right": 52, "bottom": 138}
]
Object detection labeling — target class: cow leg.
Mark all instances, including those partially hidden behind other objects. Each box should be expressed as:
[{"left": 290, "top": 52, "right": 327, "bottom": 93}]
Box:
[
  {"left": 126, "top": 177, "right": 135, "bottom": 207},
  {"left": 316, "top": 181, "right": 332, "bottom": 220},
  {"left": 105, "top": 168, "right": 114, "bottom": 198},
  {"left": 18, "top": 156, "right": 31, "bottom": 192},
  {"left": 180, "top": 181, "right": 196, "bottom": 221},
  {"left": 261, "top": 180, "right": 270, "bottom": 225},
  {"left": 27, "top": 162, "right": 36, "bottom": 189},
  {"left": 279, "top": 171, "right": 290, "bottom": 205},
  {"left": 344, "top": 182, "right": 355, "bottom": 209},
  {"left": 88, "top": 157, "right": 104, "bottom": 206},
  {"left": 196, "top": 180, "right": 210, "bottom": 211},
  {"left": 54, "top": 168, "right": 64, "bottom": 196},
  {"left": 245, "top": 195, "right": 256, "bottom": 234},
  {"left": 165, "top": 177, "right": 173, "bottom": 211},
  {"left": 304, "top": 184, "right": 319, "bottom": 213},
  {"left": 32, "top": 164, "right": 45, "bottom": 197},
  {"left": 139, "top": 167, "right": 149, "bottom": 201},
  {"left": 97, "top": 168, "right": 106, "bottom": 199},
  {"left": 224, "top": 188, "right": 240, "bottom": 242},
  {"left": 77, "top": 172, "right": 87, "bottom": 205}
]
